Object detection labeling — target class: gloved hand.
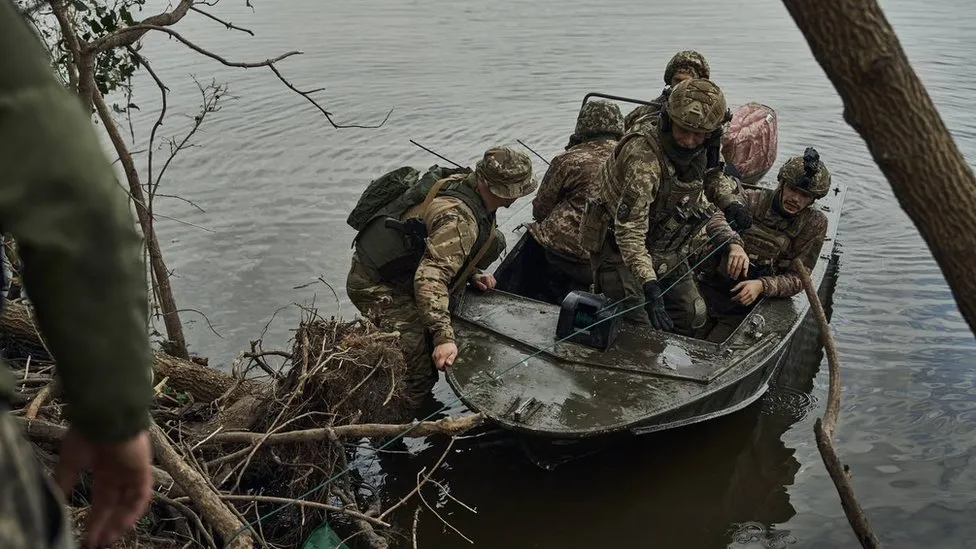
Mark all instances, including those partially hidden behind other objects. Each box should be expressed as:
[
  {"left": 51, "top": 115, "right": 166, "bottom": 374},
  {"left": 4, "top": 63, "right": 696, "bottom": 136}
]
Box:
[
  {"left": 642, "top": 281, "right": 674, "bottom": 332},
  {"left": 723, "top": 202, "right": 752, "bottom": 232}
]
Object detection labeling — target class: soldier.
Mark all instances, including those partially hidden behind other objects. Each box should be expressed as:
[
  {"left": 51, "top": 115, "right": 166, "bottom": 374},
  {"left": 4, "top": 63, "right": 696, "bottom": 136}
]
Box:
[
  {"left": 346, "top": 147, "right": 536, "bottom": 415},
  {"left": 580, "top": 77, "right": 752, "bottom": 337},
  {"left": 698, "top": 148, "right": 831, "bottom": 342},
  {"left": 624, "top": 50, "right": 711, "bottom": 135},
  {"left": 526, "top": 99, "right": 624, "bottom": 302},
  {"left": 1, "top": 2, "right": 154, "bottom": 547}
]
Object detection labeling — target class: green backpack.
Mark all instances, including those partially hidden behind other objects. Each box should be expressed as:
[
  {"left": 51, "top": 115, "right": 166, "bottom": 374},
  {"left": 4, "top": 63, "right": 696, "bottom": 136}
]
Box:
[{"left": 346, "top": 164, "right": 472, "bottom": 232}]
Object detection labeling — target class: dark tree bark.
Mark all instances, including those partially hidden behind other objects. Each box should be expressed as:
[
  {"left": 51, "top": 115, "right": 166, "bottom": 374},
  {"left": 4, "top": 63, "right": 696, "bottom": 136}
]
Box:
[{"left": 782, "top": 0, "right": 976, "bottom": 337}]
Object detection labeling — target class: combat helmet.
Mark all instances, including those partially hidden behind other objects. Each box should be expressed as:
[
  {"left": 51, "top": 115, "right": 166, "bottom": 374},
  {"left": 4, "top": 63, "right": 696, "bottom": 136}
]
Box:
[
  {"left": 574, "top": 99, "right": 624, "bottom": 140},
  {"left": 777, "top": 147, "right": 831, "bottom": 199},
  {"left": 664, "top": 50, "right": 710, "bottom": 85},
  {"left": 663, "top": 78, "right": 731, "bottom": 134}
]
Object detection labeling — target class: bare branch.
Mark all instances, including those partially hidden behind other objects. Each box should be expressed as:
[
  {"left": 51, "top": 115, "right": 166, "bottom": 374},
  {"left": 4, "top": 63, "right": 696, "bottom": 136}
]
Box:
[
  {"left": 177, "top": 494, "right": 391, "bottom": 529},
  {"left": 85, "top": 0, "right": 195, "bottom": 53},
  {"left": 154, "top": 193, "right": 207, "bottom": 214},
  {"left": 99, "top": 24, "right": 301, "bottom": 67},
  {"left": 208, "top": 413, "right": 485, "bottom": 446},
  {"left": 125, "top": 46, "right": 169, "bottom": 214},
  {"left": 795, "top": 258, "right": 882, "bottom": 548},
  {"left": 379, "top": 438, "right": 455, "bottom": 521},
  {"left": 190, "top": 6, "right": 255, "bottom": 36},
  {"left": 268, "top": 64, "right": 395, "bottom": 129},
  {"left": 176, "top": 308, "right": 223, "bottom": 339}
]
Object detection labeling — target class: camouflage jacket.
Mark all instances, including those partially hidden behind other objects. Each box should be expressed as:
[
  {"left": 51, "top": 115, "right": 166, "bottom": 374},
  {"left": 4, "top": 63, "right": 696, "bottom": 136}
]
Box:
[
  {"left": 623, "top": 93, "right": 666, "bottom": 135},
  {"left": 528, "top": 138, "right": 617, "bottom": 260},
  {"left": 0, "top": 1, "right": 153, "bottom": 442},
  {"left": 705, "top": 188, "right": 828, "bottom": 297},
  {"left": 599, "top": 132, "right": 742, "bottom": 285},
  {"left": 402, "top": 196, "right": 485, "bottom": 347}
]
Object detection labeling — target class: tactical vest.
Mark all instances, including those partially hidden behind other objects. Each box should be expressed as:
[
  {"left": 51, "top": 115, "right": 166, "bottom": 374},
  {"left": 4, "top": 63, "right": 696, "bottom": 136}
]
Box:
[
  {"left": 739, "top": 189, "right": 804, "bottom": 273},
  {"left": 353, "top": 173, "right": 496, "bottom": 293},
  {"left": 605, "top": 132, "right": 711, "bottom": 255}
]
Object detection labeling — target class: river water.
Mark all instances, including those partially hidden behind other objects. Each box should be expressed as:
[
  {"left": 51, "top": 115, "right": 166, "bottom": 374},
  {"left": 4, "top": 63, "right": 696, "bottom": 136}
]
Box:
[{"left": 121, "top": 0, "right": 976, "bottom": 546}]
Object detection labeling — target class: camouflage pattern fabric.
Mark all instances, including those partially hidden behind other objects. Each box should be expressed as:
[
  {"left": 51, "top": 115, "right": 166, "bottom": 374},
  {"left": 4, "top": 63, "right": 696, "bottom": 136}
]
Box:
[
  {"left": 476, "top": 147, "right": 537, "bottom": 199},
  {"left": 346, "top": 254, "right": 437, "bottom": 414},
  {"left": 574, "top": 99, "right": 624, "bottom": 139},
  {"left": 598, "top": 133, "right": 741, "bottom": 286},
  {"left": 0, "top": 411, "right": 75, "bottom": 549},
  {"left": 528, "top": 138, "right": 618, "bottom": 261},
  {"left": 345, "top": 193, "right": 506, "bottom": 410},
  {"left": 623, "top": 93, "right": 667, "bottom": 135},
  {"left": 703, "top": 187, "right": 829, "bottom": 298},
  {"left": 663, "top": 50, "right": 710, "bottom": 85},
  {"left": 777, "top": 148, "right": 832, "bottom": 199},
  {"left": 666, "top": 78, "right": 729, "bottom": 133}
]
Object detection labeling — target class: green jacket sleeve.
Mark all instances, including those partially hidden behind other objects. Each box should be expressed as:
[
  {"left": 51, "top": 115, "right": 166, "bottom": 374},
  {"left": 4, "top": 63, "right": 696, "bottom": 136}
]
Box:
[{"left": 0, "top": 0, "right": 153, "bottom": 443}]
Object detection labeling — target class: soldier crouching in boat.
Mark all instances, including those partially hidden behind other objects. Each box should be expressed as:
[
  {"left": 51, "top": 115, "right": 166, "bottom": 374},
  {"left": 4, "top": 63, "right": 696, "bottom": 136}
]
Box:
[
  {"left": 525, "top": 99, "right": 625, "bottom": 302},
  {"left": 697, "top": 148, "right": 831, "bottom": 343},
  {"left": 346, "top": 147, "right": 536, "bottom": 417},
  {"left": 580, "top": 77, "right": 750, "bottom": 337}
]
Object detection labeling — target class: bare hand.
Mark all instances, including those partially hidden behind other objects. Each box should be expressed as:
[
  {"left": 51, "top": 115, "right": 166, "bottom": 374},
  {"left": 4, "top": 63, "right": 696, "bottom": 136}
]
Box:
[
  {"left": 55, "top": 428, "right": 153, "bottom": 548},
  {"left": 726, "top": 243, "right": 749, "bottom": 280},
  {"left": 731, "top": 280, "right": 764, "bottom": 306},
  {"left": 432, "top": 342, "right": 458, "bottom": 371},
  {"left": 472, "top": 273, "right": 496, "bottom": 291}
]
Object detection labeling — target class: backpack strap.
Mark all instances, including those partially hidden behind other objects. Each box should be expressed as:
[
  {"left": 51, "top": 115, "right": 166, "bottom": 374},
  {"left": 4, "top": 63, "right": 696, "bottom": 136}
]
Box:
[
  {"left": 449, "top": 221, "right": 497, "bottom": 295},
  {"left": 421, "top": 176, "right": 452, "bottom": 213}
]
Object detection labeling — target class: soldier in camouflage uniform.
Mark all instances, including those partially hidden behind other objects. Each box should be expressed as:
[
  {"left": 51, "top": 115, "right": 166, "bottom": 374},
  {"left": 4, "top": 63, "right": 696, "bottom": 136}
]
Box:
[
  {"left": 579, "top": 77, "right": 751, "bottom": 337},
  {"left": 1, "top": 2, "right": 155, "bottom": 547},
  {"left": 698, "top": 148, "right": 831, "bottom": 342},
  {"left": 346, "top": 147, "right": 536, "bottom": 415},
  {"left": 526, "top": 100, "right": 628, "bottom": 304},
  {"left": 624, "top": 50, "right": 711, "bottom": 135}
]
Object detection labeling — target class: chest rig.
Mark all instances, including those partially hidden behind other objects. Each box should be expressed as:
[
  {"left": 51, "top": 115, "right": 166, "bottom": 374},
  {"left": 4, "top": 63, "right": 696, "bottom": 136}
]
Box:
[
  {"left": 739, "top": 189, "right": 803, "bottom": 274},
  {"left": 639, "top": 134, "right": 712, "bottom": 255}
]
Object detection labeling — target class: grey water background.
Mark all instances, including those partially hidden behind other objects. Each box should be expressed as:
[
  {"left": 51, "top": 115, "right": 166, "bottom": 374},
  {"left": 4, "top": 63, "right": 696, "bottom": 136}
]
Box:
[{"left": 119, "top": 0, "right": 976, "bottom": 546}]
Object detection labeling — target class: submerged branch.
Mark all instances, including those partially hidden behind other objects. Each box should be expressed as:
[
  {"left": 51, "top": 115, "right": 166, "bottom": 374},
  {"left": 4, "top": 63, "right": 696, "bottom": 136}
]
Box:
[{"left": 795, "top": 258, "right": 882, "bottom": 548}]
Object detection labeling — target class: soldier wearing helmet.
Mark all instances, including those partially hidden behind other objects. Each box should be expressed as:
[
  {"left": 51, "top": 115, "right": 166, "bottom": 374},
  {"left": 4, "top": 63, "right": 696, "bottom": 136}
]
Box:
[
  {"left": 697, "top": 147, "right": 831, "bottom": 342},
  {"left": 526, "top": 100, "right": 636, "bottom": 306},
  {"left": 347, "top": 146, "right": 537, "bottom": 415},
  {"left": 624, "top": 50, "right": 711, "bottom": 135},
  {"left": 579, "top": 77, "right": 749, "bottom": 337}
]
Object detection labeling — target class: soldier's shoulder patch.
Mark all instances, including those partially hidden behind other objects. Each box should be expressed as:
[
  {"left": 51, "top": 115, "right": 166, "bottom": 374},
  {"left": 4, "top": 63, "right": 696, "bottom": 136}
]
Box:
[{"left": 617, "top": 186, "right": 640, "bottom": 221}]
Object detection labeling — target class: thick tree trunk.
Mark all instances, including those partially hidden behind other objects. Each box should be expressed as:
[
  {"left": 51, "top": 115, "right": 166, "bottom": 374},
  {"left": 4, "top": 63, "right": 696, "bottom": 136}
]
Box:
[{"left": 782, "top": 0, "right": 976, "bottom": 337}]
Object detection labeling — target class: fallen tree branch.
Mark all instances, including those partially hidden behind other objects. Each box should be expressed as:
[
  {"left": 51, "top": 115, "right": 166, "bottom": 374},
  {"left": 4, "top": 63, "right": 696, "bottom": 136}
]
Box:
[
  {"left": 183, "top": 494, "right": 391, "bottom": 529},
  {"left": 149, "top": 421, "right": 254, "bottom": 549},
  {"left": 209, "top": 413, "right": 485, "bottom": 446},
  {"left": 795, "top": 258, "right": 882, "bottom": 548}
]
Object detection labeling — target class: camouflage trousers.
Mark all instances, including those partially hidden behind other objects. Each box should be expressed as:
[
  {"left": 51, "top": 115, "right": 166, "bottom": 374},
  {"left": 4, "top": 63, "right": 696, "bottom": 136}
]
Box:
[
  {"left": 0, "top": 409, "right": 75, "bottom": 549},
  {"left": 594, "top": 240, "right": 708, "bottom": 337},
  {"left": 698, "top": 271, "right": 754, "bottom": 343},
  {"left": 345, "top": 254, "right": 437, "bottom": 418}
]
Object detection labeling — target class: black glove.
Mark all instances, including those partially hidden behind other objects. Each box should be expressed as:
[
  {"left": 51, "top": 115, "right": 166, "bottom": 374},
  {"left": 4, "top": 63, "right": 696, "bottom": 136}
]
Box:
[
  {"left": 642, "top": 281, "right": 674, "bottom": 332},
  {"left": 724, "top": 202, "right": 752, "bottom": 232}
]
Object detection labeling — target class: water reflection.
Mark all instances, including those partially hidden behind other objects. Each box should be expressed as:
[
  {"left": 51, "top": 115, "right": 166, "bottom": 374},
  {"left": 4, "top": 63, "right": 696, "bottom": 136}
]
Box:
[{"left": 367, "top": 255, "right": 841, "bottom": 548}]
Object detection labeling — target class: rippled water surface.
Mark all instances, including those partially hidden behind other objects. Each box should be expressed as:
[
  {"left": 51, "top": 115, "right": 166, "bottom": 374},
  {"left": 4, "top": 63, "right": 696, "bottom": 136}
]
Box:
[{"left": 122, "top": 0, "right": 976, "bottom": 546}]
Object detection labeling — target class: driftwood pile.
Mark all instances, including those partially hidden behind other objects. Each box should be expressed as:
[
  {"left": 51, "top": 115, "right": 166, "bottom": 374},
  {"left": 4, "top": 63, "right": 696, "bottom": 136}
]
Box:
[{"left": 1, "top": 299, "right": 482, "bottom": 549}]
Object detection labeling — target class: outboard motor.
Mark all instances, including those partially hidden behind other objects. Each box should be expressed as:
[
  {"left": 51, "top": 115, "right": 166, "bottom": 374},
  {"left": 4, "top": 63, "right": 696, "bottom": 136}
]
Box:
[{"left": 556, "top": 291, "right": 621, "bottom": 351}]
